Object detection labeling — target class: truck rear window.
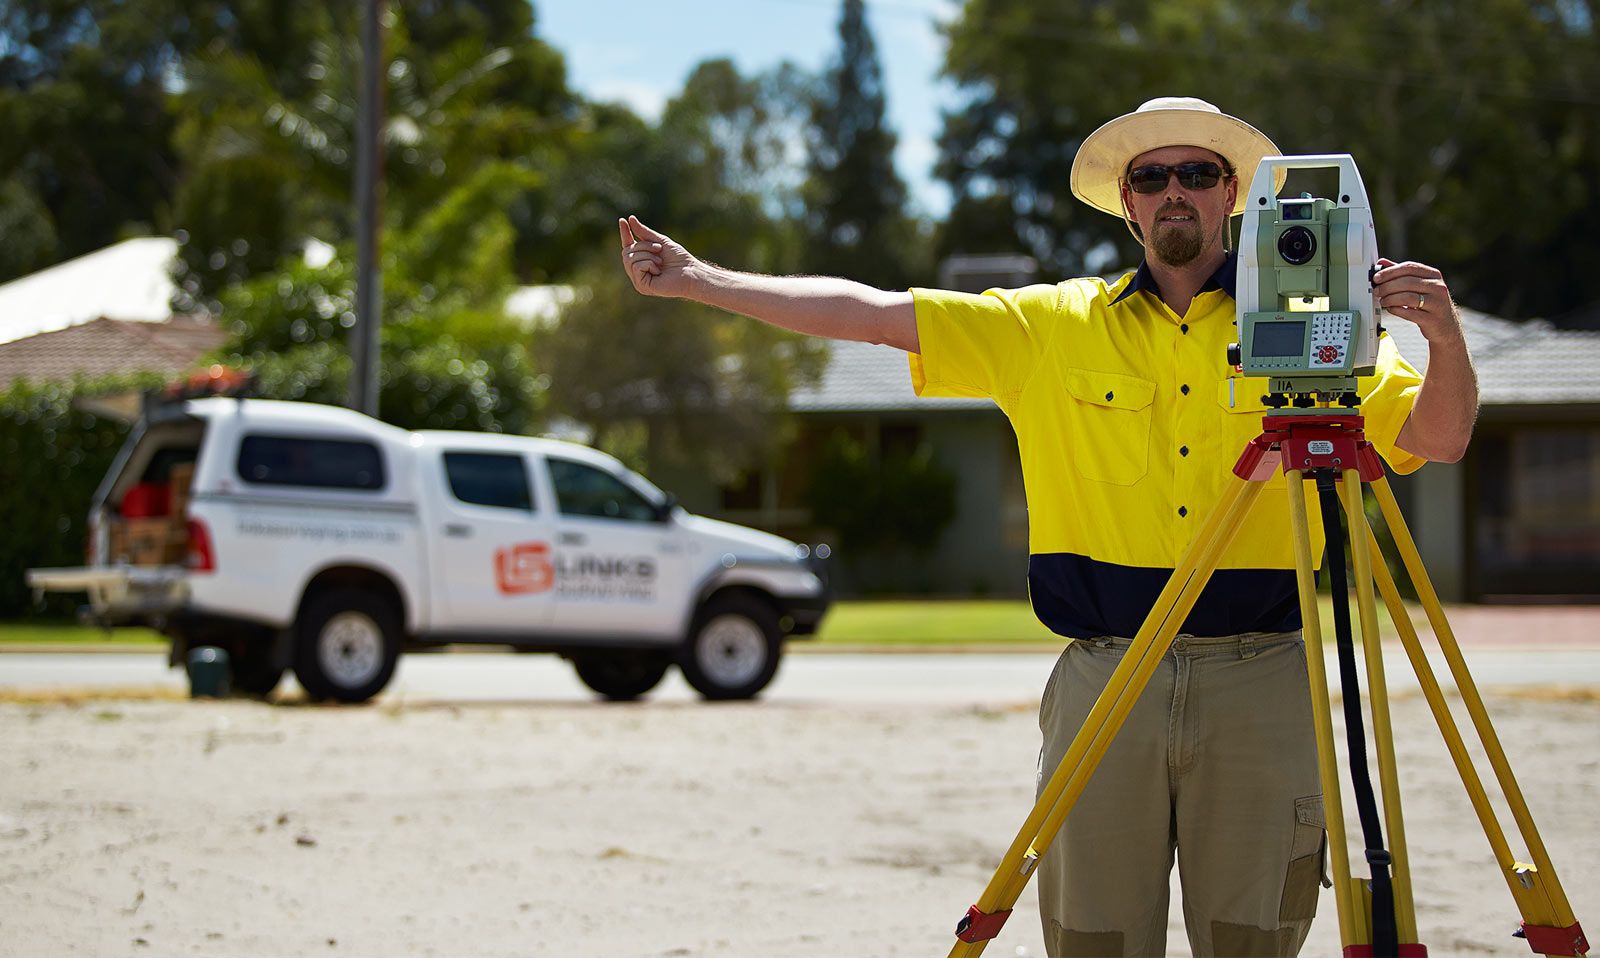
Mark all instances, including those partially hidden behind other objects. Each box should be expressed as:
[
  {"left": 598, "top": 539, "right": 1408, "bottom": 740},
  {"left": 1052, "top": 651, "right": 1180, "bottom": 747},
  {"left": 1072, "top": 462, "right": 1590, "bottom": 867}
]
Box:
[
  {"left": 237, "top": 435, "right": 385, "bottom": 490},
  {"left": 443, "top": 452, "right": 533, "bottom": 511}
]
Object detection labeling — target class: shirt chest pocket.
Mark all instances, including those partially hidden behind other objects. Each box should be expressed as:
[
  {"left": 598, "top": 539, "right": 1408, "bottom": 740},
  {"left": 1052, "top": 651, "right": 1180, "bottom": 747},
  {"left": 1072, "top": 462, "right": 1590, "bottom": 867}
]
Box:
[
  {"left": 1215, "top": 378, "right": 1272, "bottom": 435},
  {"left": 1064, "top": 368, "right": 1155, "bottom": 485}
]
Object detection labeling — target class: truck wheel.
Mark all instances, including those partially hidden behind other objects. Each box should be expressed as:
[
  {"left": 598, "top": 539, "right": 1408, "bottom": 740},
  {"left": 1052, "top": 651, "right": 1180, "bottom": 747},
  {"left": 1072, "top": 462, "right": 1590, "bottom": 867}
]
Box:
[
  {"left": 571, "top": 650, "right": 671, "bottom": 702},
  {"left": 231, "top": 643, "right": 285, "bottom": 697},
  {"left": 678, "top": 595, "right": 782, "bottom": 701},
  {"left": 293, "top": 590, "right": 400, "bottom": 704}
]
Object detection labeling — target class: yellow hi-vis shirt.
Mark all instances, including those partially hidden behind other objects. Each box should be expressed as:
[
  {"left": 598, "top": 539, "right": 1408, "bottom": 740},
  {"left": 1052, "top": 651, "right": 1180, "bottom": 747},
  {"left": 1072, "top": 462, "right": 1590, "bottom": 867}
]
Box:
[{"left": 909, "top": 254, "right": 1424, "bottom": 639}]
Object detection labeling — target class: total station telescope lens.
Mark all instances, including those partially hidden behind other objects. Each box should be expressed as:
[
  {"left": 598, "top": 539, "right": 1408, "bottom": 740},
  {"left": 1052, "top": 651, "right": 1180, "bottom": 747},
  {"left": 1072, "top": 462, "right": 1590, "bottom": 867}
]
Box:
[{"left": 1278, "top": 226, "right": 1318, "bottom": 266}]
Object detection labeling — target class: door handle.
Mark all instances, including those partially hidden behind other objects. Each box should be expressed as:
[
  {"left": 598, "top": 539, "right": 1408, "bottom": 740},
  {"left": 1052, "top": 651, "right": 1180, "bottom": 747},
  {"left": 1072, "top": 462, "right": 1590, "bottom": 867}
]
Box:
[
  {"left": 444, "top": 524, "right": 472, "bottom": 538},
  {"left": 559, "top": 532, "right": 586, "bottom": 546}
]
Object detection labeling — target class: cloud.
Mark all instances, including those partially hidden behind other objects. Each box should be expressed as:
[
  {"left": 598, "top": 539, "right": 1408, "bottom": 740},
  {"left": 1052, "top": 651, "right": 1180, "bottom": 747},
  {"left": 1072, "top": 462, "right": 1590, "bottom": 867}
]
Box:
[{"left": 589, "top": 79, "right": 669, "bottom": 122}]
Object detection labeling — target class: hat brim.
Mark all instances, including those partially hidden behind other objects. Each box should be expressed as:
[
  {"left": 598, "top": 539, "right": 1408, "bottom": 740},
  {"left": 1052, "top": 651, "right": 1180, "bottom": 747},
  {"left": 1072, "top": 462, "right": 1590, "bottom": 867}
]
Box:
[{"left": 1070, "top": 108, "right": 1286, "bottom": 218}]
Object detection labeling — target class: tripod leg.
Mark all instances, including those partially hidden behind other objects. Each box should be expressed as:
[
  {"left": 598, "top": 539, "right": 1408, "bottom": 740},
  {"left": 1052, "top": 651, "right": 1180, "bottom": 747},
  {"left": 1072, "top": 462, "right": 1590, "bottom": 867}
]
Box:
[
  {"left": 1285, "top": 469, "right": 1359, "bottom": 948},
  {"left": 1369, "top": 477, "right": 1587, "bottom": 951},
  {"left": 1359, "top": 513, "right": 1535, "bottom": 898},
  {"left": 948, "top": 476, "right": 1263, "bottom": 957},
  {"left": 1339, "top": 470, "right": 1421, "bottom": 944}
]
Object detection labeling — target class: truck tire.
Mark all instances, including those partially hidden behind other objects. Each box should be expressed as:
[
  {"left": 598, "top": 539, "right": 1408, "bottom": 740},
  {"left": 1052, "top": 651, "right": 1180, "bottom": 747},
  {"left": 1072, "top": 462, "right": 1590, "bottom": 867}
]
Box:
[
  {"left": 678, "top": 594, "right": 782, "bottom": 701},
  {"left": 571, "top": 650, "right": 671, "bottom": 702},
  {"left": 293, "top": 589, "right": 400, "bottom": 704}
]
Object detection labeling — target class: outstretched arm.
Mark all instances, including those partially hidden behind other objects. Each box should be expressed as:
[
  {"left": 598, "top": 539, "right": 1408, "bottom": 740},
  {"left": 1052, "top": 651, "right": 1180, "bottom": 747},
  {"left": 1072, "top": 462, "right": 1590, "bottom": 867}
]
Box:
[
  {"left": 1375, "top": 258, "right": 1479, "bottom": 463},
  {"left": 618, "top": 215, "right": 920, "bottom": 353}
]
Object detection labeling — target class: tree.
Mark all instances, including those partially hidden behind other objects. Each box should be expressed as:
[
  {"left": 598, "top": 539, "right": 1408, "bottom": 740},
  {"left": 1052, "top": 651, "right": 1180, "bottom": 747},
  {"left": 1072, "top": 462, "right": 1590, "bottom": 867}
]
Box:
[
  {"left": 802, "top": 0, "right": 923, "bottom": 289},
  {"left": 0, "top": 0, "right": 187, "bottom": 280},
  {"left": 935, "top": 0, "right": 1600, "bottom": 319},
  {"left": 535, "top": 58, "right": 826, "bottom": 481},
  {"left": 213, "top": 161, "right": 545, "bottom": 433},
  {"left": 170, "top": 2, "right": 576, "bottom": 304}
]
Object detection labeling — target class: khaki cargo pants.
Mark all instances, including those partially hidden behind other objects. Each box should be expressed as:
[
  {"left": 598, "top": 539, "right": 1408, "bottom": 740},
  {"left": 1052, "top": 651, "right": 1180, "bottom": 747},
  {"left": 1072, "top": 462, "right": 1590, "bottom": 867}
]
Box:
[{"left": 1036, "top": 631, "right": 1326, "bottom": 957}]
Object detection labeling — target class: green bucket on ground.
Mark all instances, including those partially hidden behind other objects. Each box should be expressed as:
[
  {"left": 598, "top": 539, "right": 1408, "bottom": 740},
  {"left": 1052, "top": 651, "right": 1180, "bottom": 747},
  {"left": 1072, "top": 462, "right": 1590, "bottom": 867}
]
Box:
[{"left": 186, "top": 646, "right": 232, "bottom": 698}]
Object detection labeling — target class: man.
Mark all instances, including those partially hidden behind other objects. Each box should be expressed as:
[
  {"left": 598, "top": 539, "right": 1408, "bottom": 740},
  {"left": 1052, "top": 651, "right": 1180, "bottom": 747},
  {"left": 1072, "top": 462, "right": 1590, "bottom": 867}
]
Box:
[{"left": 618, "top": 97, "right": 1478, "bottom": 957}]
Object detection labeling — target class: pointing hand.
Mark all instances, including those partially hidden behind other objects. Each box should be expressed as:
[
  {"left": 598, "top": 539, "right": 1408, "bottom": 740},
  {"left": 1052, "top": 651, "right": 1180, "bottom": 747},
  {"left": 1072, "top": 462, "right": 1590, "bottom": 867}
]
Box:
[{"left": 618, "top": 215, "right": 699, "bottom": 299}]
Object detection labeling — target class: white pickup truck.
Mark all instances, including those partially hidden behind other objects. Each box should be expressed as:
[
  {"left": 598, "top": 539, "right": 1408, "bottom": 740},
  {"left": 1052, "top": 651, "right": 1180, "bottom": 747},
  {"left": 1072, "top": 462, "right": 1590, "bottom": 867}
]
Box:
[{"left": 29, "top": 396, "right": 831, "bottom": 703}]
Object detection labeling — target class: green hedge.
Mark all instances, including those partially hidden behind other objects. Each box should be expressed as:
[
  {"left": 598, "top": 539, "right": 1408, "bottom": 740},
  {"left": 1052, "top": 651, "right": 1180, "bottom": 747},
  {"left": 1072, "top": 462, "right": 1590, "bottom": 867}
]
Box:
[{"left": 0, "top": 376, "right": 157, "bottom": 618}]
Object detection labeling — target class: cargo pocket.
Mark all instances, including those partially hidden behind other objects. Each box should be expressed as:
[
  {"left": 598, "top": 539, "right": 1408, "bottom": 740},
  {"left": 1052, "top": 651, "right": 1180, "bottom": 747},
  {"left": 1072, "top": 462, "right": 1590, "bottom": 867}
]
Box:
[
  {"left": 1279, "top": 794, "right": 1327, "bottom": 922},
  {"left": 1064, "top": 368, "right": 1155, "bottom": 485}
]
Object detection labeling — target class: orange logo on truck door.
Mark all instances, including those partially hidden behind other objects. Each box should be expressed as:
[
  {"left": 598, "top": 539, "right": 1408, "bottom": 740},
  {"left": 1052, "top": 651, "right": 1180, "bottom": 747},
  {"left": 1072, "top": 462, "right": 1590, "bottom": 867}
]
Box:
[{"left": 495, "top": 542, "right": 554, "bottom": 595}]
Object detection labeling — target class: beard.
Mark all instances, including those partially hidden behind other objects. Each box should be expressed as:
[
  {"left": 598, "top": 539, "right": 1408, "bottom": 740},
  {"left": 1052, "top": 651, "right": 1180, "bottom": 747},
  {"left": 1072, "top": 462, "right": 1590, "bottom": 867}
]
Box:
[{"left": 1149, "top": 205, "right": 1208, "bottom": 267}]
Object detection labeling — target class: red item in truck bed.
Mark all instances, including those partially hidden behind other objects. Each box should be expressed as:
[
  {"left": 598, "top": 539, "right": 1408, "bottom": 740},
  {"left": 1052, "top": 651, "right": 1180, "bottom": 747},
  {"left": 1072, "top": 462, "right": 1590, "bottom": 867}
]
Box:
[{"left": 121, "top": 482, "right": 170, "bottom": 518}]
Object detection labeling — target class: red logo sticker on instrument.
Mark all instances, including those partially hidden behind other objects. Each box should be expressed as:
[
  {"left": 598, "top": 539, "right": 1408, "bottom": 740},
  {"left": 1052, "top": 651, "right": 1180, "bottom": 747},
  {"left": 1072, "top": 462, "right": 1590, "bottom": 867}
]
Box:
[{"left": 496, "top": 542, "right": 554, "bottom": 595}]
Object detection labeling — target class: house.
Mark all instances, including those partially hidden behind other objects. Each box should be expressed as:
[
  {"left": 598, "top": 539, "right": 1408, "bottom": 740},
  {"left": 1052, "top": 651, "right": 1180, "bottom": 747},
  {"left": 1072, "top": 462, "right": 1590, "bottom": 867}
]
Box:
[
  {"left": 661, "top": 307, "right": 1600, "bottom": 604},
  {"left": 0, "top": 237, "right": 226, "bottom": 390}
]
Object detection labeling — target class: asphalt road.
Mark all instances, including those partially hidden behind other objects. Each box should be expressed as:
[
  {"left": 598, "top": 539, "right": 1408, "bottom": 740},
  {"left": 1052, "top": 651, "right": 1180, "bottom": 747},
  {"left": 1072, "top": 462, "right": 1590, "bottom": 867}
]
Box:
[{"left": 3, "top": 647, "right": 1598, "bottom": 704}]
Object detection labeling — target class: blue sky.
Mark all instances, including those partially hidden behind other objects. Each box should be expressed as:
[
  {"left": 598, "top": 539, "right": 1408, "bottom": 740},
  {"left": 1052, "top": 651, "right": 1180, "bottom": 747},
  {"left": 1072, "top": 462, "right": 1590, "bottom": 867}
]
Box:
[{"left": 536, "top": 0, "right": 960, "bottom": 217}]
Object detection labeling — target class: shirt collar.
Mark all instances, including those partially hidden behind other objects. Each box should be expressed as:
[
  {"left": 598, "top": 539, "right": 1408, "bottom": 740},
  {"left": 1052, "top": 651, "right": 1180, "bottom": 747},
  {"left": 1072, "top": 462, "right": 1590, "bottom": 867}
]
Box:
[{"left": 1111, "top": 252, "right": 1238, "bottom": 306}]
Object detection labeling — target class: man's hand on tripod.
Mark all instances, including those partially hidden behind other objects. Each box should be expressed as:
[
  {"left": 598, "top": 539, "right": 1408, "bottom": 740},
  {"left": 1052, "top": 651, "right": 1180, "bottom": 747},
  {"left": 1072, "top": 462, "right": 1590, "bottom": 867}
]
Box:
[
  {"left": 619, "top": 215, "right": 700, "bottom": 299},
  {"left": 1374, "top": 258, "right": 1462, "bottom": 344}
]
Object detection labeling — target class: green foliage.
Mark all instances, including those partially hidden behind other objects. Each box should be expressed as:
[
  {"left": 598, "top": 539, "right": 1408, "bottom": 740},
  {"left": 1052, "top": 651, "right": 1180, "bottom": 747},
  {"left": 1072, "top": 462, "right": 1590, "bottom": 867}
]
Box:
[
  {"left": 539, "top": 252, "right": 827, "bottom": 481},
  {"left": 212, "top": 163, "right": 546, "bottom": 433},
  {"left": 936, "top": 0, "right": 1600, "bottom": 318},
  {"left": 171, "top": 6, "right": 574, "bottom": 303},
  {"left": 0, "top": 376, "right": 160, "bottom": 617},
  {"left": 805, "top": 430, "right": 958, "bottom": 591},
  {"left": 802, "top": 0, "right": 925, "bottom": 289}
]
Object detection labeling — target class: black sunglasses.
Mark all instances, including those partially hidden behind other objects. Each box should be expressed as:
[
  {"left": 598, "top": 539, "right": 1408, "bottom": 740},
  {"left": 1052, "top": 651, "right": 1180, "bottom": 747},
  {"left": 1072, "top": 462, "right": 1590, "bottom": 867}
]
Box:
[{"left": 1125, "top": 161, "right": 1229, "bottom": 194}]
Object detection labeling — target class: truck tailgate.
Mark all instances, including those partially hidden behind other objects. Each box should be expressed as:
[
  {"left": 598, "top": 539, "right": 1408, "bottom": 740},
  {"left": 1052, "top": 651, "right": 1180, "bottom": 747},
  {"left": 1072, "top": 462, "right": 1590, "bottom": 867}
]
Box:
[{"left": 27, "top": 565, "right": 188, "bottom": 621}]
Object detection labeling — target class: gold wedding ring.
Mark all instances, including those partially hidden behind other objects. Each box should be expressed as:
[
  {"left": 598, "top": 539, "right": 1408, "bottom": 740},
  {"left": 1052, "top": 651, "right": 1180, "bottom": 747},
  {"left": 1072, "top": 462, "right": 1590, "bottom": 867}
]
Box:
[{"left": 1417, "top": 292, "right": 1427, "bottom": 308}]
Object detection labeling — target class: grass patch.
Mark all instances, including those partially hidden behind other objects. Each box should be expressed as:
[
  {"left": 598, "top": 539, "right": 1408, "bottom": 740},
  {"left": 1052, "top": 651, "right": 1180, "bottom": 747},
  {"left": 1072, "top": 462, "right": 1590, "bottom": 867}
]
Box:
[
  {"left": 0, "top": 622, "right": 164, "bottom": 645},
  {"left": 815, "top": 600, "right": 1059, "bottom": 646},
  {"left": 814, "top": 595, "right": 1411, "bottom": 647}
]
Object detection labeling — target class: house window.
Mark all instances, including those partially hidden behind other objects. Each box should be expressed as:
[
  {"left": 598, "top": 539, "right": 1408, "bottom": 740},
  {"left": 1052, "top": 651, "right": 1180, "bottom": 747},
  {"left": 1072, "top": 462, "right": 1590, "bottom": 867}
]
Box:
[{"left": 1474, "top": 428, "right": 1600, "bottom": 595}]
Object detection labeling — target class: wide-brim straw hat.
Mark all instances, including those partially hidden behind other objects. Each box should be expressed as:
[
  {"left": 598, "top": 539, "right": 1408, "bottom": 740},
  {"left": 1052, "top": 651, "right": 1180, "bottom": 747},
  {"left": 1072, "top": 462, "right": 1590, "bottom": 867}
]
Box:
[{"left": 1070, "top": 97, "right": 1286, "bottom": 218}]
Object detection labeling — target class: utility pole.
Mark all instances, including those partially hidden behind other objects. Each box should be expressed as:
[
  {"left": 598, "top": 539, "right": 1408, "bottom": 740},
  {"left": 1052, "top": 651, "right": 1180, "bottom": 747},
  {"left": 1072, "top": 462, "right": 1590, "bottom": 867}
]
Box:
[{"left": 349, "top": 0, "right": 385, "bottom": 417}]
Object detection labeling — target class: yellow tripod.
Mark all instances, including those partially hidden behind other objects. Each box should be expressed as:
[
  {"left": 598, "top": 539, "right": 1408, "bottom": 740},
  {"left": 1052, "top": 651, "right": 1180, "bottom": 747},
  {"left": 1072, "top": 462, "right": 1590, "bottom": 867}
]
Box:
[{"left": 949, "top": 413, "right": 1590, "bottom": 958}]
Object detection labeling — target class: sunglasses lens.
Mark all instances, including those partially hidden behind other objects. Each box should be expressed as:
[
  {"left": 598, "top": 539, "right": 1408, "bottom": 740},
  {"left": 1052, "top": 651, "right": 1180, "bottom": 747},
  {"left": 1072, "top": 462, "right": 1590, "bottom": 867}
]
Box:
[
  {"left": 1127, "top": 166, "right": 1169, "bottom": 194},
  {"left": 1176, "top": 162, "right": 1223, "bottom": 189}
]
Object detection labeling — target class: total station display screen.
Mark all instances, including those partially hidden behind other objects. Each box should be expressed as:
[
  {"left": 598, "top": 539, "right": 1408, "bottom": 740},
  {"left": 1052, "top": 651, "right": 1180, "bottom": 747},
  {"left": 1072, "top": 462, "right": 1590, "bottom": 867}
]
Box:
[{"left": 1253, "top": 320, "right": 1307, "bottom": 357}]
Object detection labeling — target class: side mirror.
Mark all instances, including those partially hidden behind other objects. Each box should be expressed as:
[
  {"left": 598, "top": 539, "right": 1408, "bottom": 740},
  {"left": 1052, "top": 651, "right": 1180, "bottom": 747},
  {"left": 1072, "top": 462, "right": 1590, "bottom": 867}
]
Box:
[{"left": 654, "top": 492, "right": 679, "bottom": 523}]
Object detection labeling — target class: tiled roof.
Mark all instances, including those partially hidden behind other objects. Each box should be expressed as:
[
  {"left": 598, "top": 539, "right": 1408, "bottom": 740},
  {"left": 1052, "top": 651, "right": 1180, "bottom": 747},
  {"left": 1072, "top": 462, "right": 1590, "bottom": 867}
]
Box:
[
  {"left": 789, "top": 339, "right": 988, "bottom": 412},
  {"left": 790, "top": 302, "right": 1600, "bottom": 414},
  {"left": 0, "top": 317, "right": 226, "bottom": 390},
  {"left": 0, "top": 237, "right": 178, "bottom": 345},
  {"left": 1386, "top": 308, "right": 1600, "bottom": 405}
]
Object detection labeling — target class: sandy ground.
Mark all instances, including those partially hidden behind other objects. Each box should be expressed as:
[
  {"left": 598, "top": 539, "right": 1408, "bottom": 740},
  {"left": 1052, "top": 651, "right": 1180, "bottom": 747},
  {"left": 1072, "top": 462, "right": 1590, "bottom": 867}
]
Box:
[{"left": 0, "top": 691, "right": 1596, "bottom": 958}]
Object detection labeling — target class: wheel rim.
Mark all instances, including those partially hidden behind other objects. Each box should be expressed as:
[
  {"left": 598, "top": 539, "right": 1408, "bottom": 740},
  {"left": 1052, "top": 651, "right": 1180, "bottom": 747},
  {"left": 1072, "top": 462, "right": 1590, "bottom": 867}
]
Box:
[
  {"left": 318, "top": 611, "right": 384, "bottom": 688},
  {"left": 696, "top": 614, "right": 767, "bottom": 688}
]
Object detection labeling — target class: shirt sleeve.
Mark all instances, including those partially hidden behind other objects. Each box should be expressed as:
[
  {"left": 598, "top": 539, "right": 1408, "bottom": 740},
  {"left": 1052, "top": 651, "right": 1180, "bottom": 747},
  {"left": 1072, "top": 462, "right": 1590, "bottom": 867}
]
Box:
[
  {"left": 1359, "top": 331, "right": 1426, "bottom": 475},
  {"left": 907, "top": 284, "right": 1058, "bottom": 410}
]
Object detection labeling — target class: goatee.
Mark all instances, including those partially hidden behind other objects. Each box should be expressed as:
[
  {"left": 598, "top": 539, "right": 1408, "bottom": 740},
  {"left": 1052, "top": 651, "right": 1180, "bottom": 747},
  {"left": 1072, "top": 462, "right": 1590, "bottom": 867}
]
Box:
[{"left": 1152, "top": 220, "right": 1205, "bottom": 267}]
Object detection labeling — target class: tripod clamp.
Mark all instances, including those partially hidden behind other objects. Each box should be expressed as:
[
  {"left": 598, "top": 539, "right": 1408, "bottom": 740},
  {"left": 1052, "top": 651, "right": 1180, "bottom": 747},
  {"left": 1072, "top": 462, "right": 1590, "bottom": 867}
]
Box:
[{"left": 1233, "top": 412, "right": 1385, "bottom": 483}]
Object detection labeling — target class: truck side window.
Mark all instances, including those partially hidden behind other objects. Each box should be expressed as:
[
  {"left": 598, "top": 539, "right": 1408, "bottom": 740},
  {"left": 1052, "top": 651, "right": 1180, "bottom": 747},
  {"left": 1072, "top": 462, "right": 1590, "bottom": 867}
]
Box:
[
  {"left": 547, "top": 459, "right": 655, "bottom": 522},
  {"left": 237, "top": 435, "right": 385, "bottom": 490},
  {"left": 444, "top": 451, "right": 533, "bottom": 511}
]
